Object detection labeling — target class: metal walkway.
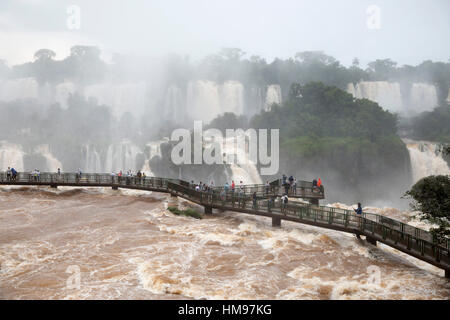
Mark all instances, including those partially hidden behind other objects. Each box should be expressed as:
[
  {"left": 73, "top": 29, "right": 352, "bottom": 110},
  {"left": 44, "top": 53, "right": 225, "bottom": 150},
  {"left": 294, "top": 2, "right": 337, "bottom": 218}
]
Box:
[{"left": 1, "top": 172, "right": 449, "bottom": 277}]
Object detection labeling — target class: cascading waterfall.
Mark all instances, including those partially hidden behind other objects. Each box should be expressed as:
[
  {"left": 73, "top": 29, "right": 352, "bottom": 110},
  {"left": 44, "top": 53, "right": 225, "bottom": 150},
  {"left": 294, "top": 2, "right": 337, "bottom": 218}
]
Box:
[
  {"left": 141, "top": 139, "right": 168, "bottom": 176},
  {"left": 0, "top": 78, "right": 39, "bottom": 102},
  {"left": 82, "top": 145, "right": 102, "bottom": 173},
  {"left": 248, "top": 86, "right": 265, "bottom": 116},
  {"left": 219, "top": 81, "right": 245, "bottom": 116},
  {"left": 186, "top": 80, "right": 222, "bottom": 122},
  {"left": 403, "top": 139, "right": 450, "bottom": 183},
  {"left": 104, "top": 141, "right": 142, "bottom": 173},
  {"left": 164, "top": 85, "right": 184, "bottom": 123},
  {"left": 265, "top": 85, "right": 282, "bottom": 111},
  {"left": 347, "top": 81, "right": 403, "bottom": 113},
  {"left": 0, "top": 78, "right": 284, "bottom": 123},
  {"left": 0, "top": 141, "right": 25, "bottom": 171},
  {"left": 210, "top": 135, "right": 262, "bottom": 185},
  {"left": 83, "top": 82, "right": 149, "bottom": 119},
  {"left": 0, "top": 78, "right": 75, "bottom": 108},
  {"left": 347, "top": 81, "right": 441, "bottom": 115},
  {"left": 409, "top": 83, "right": 438, "bottom": 114},
  {"left": 34, "top": 145, "right": 63, "bottom": 171}
]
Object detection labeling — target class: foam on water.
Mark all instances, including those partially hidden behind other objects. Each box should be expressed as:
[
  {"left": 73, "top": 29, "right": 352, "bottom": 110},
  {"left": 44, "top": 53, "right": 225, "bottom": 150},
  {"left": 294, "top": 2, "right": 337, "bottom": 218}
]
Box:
[{"left": 0, "top": 188, "right": 448, "bottom": 300}]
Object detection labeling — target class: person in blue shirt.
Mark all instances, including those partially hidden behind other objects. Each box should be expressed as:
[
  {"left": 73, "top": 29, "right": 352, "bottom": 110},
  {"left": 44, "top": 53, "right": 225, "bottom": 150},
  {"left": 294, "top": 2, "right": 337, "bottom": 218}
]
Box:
[
  {"left": 10, "top": 167, "right": 17, "bottom": 181},
  {"left": 354, "top": 203, "right": 363, "bottom": 215}
]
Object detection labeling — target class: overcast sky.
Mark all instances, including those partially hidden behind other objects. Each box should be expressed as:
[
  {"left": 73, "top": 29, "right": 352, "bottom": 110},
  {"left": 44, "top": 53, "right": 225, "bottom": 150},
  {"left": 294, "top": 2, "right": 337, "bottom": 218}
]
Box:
[{"left": 1, "top": 0, "right": 449, "bottom": 67}]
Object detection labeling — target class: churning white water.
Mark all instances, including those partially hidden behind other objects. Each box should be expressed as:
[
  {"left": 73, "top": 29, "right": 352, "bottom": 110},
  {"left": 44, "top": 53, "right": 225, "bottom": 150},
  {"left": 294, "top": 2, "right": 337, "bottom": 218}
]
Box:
[
  {"left": 403, "top": 139, "right": 450, "bottom": 183},
  {"left": 0, "top": 187, "right": 448, "bottom": 300}
]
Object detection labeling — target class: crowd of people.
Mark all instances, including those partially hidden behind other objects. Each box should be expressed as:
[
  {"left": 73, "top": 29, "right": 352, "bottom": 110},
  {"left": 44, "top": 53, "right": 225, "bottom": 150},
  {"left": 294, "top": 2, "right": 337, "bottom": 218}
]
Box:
[{"left": 1, "top": 167, "right": 364, "bottom": 217}]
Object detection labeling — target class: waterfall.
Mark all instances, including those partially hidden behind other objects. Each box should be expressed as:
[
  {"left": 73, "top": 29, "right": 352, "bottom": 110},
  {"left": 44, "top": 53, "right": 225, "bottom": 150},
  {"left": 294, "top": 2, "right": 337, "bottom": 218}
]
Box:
[
  {"left": 347, "top": 81, "right": 441, "bottom": 116},
  {"left": 403, "top": 139, "right": 450, "bottom": 183},
  {"left": 217, "top": 135, "right": 262, "bottom": 185},
  {"left": 248, "top": 86, "right": 265, "bottom": 116},
  {"left": 82, "top": 145, "right": 102, "bottom": 173},
  {"left": 187, "top": 80, "right": 222, "bottom": 122},
  {"left": 164, "top": 85, "right": 184, "bottom": 123},
  {"left": 83, "top": 82, "right": 149, "bottom": 119},
  {"left": 141, "top": 138, "right": 168, "bottom": 176},
  {"left": 347, "top": 81, "right": 403, "bottom": 113},
  {"left": 104, "top": 141, "right": 142, "bottom": 173},
  {"left": 53, "top": 82, "right": 76, "bottom": 108},
  {"left": 0, "top": 78, "right": 76, "bottom": 108},
  {"left": 219, "top": 81, "right": 245, "bottom": 115},
  {"left": 0, "top": 78, "right": 39, "bottom": 102},
  {"left": 0, "top": 141, "right": 25, "bottom": 171},
  {"left": 34, "top": 145, "right": 63, "bottom": 171},
  {"left": 409, "top": 83, "right": 438, "bottom": 114},
  {"left": 265, "top": 85, "right": 282, "bottom": 111}
]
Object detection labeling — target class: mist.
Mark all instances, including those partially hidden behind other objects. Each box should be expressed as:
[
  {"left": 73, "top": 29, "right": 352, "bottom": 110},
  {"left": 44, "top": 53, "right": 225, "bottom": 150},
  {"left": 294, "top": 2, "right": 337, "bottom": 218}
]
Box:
[{"left": 1, "top": 0, "right": 450, "bottom": 208}]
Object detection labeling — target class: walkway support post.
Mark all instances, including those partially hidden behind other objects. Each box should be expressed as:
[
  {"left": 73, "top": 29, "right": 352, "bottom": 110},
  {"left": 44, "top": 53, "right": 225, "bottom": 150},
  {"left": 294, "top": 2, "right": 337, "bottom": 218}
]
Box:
[
  {"left": 112, "top": 186, "right": 118, "bottom": 190},
  {"left": 204, "top": 206, "right": 212, "bottom": 214},
  {"left": 272, "top": 216, "right": 281, "bottom": 227},
  {"left": 366, "top": 236, "right": 377, "bottom": 246},
  {"left": 309, "top": 198, "right": 319, "bottom": 206},
  {"left": 445, "top": 270, "right": 450, "bottom": 279},
  {"left": 50, "top": 184, "right": 57, "bottom": 189}
]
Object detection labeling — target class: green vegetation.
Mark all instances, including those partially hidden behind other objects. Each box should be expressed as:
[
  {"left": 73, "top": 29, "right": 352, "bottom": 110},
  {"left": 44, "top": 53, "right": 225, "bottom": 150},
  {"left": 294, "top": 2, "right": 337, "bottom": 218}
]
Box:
[
  {"left": 404, "top": 175, "right": 450, "bottom": 243},
  {"left": 167, "top": 206, "right": 203, "bottom": 219},
  {"left": 205, "top": 112, "right": 248, "bottom": 132},
  {"left": 409, "top": 104, "right": 450, "bottom": 143},
  {"left": 249, "top": 82, "right": 411, "bottom": 203}
]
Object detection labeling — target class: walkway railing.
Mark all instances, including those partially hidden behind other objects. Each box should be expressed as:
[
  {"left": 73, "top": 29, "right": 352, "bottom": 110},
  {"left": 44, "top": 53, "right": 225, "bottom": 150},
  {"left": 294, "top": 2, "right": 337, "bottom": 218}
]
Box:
[
  {"left": 1, "top": 171, "right": 448, "bottom": 274},
  {"left": 168, "top": 181, "right": 450, "bottom": 272}
]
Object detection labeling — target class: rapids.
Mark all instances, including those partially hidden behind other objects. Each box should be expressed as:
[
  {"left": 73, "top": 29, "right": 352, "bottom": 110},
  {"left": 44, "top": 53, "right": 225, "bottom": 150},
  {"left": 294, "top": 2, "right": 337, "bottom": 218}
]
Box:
[{"left": 0, "top": 187, "right": 448, "bottom": 300}]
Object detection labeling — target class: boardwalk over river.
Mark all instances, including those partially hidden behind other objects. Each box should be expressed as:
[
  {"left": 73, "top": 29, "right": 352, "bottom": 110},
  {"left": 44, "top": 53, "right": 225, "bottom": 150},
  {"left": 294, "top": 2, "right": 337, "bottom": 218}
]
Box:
[{"left": 1, "top": 172, "right": 449, "bottom": 278}]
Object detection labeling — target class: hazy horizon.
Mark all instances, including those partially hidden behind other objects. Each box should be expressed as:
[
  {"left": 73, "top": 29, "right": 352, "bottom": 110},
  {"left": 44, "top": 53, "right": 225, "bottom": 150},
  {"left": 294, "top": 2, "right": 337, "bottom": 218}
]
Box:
[{"left": 1, "top": 0, "right": 449, "bottom": 67}]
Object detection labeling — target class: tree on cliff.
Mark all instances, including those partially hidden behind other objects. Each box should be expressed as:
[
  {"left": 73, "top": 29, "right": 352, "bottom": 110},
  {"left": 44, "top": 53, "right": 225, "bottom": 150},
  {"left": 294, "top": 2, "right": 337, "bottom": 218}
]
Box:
[{"left": 404, "top": 175, "right": 450, "bottom": 243}]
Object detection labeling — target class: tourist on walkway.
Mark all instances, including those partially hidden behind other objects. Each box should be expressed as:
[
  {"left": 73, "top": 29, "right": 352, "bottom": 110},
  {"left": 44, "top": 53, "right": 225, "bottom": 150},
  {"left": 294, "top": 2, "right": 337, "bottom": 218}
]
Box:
[
  {"left": 265, "top": 181, "right": 270, "bottom": 196},
  {"left": 11, "top": 167, "right": 17, "bottom": 181},
  {"left": 354, "top": 203, "right": 362, "bottom": 215},
  {"left": 220, "top": 189, "right": 226, "bottom": 202},
  {"left": 252, "top": 192, "right": 257, "bottom": 209},
  {"left": 281, "top": 194, "right": 288, "bottom": 213},
  {"left": 293, "top": 178, "right": 297, "bottom": 194},
  {"left": 284, "top": 182, "right": 290, "bottom": 195},
  {"left": 6, "top": 167, "right": 11, "bottom": 181},
  {"left": 289, "top": 175, "right": 294, "bottom": 186}
]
